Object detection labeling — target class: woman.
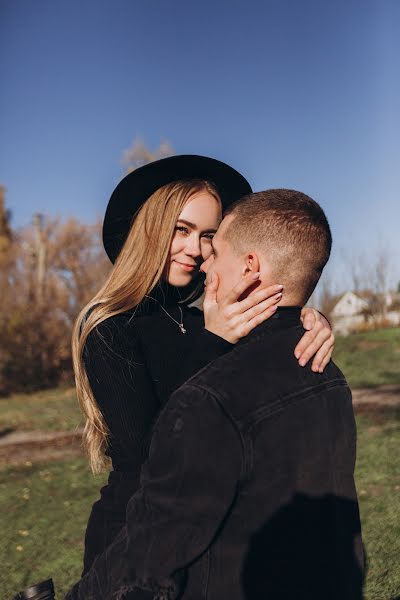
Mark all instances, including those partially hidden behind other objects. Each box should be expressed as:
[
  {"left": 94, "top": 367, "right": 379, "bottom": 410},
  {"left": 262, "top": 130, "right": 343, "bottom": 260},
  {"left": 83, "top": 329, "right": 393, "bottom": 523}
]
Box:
[{"left": 73, "top": 155, "right": 334, "bottom": 574}]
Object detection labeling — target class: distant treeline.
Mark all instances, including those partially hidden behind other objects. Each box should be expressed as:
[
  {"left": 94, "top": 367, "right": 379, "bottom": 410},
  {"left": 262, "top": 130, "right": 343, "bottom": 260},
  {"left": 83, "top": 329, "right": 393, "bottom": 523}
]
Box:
[{"left": 0, "top": 187, "right": 110, "bottom": 395}]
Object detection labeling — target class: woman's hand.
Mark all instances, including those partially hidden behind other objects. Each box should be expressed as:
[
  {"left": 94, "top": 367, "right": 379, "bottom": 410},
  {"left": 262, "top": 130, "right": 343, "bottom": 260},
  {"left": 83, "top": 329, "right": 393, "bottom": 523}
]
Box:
[
  {"left": 203, "top": 272, "right": 283, "bottom": 344},
  {"left": 295, "top": 308, "right": 335, "bottom": 373}
]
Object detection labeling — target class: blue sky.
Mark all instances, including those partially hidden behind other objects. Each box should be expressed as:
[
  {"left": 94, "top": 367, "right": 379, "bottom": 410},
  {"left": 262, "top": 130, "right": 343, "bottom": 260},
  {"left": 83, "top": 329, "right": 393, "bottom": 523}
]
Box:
[{"left": 1, "top": 0, "right": 399, "bottom": 291}]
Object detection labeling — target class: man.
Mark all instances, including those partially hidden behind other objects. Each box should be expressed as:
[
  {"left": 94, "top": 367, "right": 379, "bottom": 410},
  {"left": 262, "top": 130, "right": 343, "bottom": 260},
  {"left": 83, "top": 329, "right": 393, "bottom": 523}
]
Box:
[{"left": 66, "top": 189, "right": 364, "bottom": 599}]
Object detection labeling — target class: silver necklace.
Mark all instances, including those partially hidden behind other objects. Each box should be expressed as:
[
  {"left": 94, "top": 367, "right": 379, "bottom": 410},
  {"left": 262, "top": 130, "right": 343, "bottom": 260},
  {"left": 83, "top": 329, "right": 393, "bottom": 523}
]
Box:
[{"left": 145, "top": 295, "right": 186, "bottom": 334}]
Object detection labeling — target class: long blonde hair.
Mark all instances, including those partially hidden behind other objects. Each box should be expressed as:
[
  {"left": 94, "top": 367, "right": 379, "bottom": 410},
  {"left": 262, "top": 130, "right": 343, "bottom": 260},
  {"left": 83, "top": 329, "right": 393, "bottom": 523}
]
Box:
[{"left": 72, "top": 179, "right": 221, "bottom": 473}]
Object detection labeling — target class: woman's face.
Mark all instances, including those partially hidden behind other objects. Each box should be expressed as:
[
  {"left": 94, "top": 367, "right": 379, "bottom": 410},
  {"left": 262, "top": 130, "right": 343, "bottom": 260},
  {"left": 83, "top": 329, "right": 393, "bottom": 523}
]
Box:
[{"left": 165, "top": 189, "right": 222, "bottom": 287}]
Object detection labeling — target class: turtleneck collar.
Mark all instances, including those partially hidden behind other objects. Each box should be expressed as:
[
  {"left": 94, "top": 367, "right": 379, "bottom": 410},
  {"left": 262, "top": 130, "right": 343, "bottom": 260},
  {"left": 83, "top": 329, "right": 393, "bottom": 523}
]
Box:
[
  {"left": 138, "top": 276, "right": 204, "bottom": 314},
  {"left": 146, "top": 280, "right": 183, "bottom": 307}
]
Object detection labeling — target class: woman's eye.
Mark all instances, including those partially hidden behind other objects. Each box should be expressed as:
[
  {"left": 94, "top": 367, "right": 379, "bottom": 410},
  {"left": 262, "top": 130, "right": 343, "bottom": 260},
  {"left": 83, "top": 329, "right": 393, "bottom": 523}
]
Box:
[
  {"left": 201, "top": 233, "right": 214, "bottom": 240},
  {"left": 176, "top": 226, "right": 189, "bottom": 235}
]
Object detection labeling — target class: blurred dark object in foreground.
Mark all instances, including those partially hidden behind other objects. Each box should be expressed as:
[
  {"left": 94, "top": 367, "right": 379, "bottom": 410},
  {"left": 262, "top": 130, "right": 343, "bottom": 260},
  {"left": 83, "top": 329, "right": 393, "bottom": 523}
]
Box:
[{"left": 12, "top": 578, "right": 55, "bottom": 600}]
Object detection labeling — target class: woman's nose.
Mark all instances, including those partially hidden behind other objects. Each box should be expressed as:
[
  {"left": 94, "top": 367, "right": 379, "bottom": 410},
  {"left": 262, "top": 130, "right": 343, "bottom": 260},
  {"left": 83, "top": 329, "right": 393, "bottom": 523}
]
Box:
[{"left": 184, "top": 235, "right": 201, "bottom": 257}]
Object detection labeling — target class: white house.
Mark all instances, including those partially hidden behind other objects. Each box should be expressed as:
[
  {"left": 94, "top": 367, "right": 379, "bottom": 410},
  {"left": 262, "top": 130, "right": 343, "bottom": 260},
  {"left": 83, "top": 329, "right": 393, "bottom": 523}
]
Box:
[
  {"left": 331, "top": 292, "right": 369, "bottom": 319},
  {"left": 330, "top": 292, "right": 369, "bottom": 335},
  {"left": 331, "top": 290, "right": 400, "bottom": 335}
]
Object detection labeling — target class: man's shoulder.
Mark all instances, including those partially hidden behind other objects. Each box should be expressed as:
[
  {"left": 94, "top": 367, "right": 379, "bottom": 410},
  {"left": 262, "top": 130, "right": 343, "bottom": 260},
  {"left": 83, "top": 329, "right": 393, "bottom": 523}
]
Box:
[
  {"left": 160, "top": 374, "right": 238, "bottom": 445},
  {"left": 177, "top": 324, "right": 298, "bottom": 390},
  {"left": 174, "top": 324, "right": 349, "bottom": 425}
]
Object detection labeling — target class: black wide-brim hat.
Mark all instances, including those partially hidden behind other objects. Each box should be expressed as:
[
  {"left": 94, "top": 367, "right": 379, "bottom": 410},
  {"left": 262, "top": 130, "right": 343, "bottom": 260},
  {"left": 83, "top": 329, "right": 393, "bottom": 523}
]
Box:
[{"left": 103, "top": 154, "right": 252, "bottom": 263}]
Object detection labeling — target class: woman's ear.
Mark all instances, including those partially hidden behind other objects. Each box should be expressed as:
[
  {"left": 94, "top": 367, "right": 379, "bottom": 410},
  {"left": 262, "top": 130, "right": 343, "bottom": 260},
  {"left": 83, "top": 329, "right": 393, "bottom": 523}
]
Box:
[{"left": 241, "top": 252, "right": 260, "bottom": 277}]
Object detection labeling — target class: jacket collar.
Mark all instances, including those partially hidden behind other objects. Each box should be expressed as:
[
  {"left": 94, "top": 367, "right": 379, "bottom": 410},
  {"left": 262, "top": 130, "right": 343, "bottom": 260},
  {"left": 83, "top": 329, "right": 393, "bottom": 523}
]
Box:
[{"left": 237, "top": 306, "right": 303, "bottom": 347}]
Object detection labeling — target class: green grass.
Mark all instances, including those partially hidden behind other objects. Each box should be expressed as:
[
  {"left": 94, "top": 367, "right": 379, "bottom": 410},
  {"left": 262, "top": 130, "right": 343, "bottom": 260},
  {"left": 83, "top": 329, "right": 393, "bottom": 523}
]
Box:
[
  {"left": 0, "top": 387, "right": 82, "bottom": 432},
  {"left": 0, "top": 411, "right": 399, "bottom": 599},
  {"left": 0, "top": 329, "right": 399, "bottom": 598},
  {"left": 355, "top": 408, "right": 400, "bottom": 599},
  {"left": 0, "top": 457, "right": 107, "bottom": 598},
  {"left": 334, "top": 327, "right": 400, "bottom": 388},
  {"left": 0, "top": 327, "right": 398, "bottom": 436}
]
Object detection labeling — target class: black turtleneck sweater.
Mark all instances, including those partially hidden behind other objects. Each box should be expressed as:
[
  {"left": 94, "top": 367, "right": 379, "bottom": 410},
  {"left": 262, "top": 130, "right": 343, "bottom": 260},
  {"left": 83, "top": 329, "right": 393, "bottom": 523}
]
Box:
[
  {"left": 84, "top": 287, "right": 232, "bottom": 472},
  {"left": 82, "top": 284, "right": 233, "bottom": 573}
]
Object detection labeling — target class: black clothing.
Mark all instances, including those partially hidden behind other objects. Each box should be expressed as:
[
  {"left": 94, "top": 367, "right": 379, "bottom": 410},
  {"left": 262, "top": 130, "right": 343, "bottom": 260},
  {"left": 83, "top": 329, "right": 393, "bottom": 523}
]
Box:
[
  {"left": 66, "top": 308, "right": 364, "bottom": 600},
  {"left": 82, "top": 285, "right": 232, "bottom": 573}
]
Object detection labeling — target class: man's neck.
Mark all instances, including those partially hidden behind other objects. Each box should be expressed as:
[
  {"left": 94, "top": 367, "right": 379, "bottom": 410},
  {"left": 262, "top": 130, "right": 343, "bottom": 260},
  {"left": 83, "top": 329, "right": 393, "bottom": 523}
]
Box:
[{"left": 276, "top": 299, "right": 305, "bottom": 308}]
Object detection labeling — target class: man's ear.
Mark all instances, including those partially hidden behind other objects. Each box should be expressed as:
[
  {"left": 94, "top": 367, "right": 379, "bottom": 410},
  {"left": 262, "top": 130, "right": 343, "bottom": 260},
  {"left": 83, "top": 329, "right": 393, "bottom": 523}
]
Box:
[{"left": 241, "top": 252, "right": 260, "bottom": 277}]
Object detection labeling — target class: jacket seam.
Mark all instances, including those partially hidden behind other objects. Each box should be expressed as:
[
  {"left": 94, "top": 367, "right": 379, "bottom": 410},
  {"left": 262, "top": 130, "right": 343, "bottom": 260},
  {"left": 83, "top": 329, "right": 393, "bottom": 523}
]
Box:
[
  {"left": 247, "top": 378, "right": 350, "bottom": 427},
  {"left": 184, "top": 384, "right": 249, "bottom": 486},
  {"left": 190, "top": 377, "right": 348, "bottom": 430}
]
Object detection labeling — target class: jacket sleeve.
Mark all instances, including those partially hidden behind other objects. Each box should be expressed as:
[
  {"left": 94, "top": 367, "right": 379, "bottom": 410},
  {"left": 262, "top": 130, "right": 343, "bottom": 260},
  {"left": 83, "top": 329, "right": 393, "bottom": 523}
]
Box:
[
  {"left": 84, "top": 315, "right": 160, "bottom": 460},
  {"left": 64, "top": 384, "right": 242, "bottom": 600}
]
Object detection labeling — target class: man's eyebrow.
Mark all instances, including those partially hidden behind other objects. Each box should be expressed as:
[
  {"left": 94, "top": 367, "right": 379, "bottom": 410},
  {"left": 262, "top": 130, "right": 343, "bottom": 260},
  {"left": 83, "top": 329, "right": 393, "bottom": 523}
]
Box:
[{"left": 177, "top": 219, "right": 217, "bottom": 233}]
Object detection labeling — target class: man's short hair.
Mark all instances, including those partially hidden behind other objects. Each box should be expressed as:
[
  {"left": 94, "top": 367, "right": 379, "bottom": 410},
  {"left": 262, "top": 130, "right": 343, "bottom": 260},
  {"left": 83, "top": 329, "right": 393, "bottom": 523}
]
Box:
[{"left": 224, "top": 189, "right": 332, "bottom": 304}]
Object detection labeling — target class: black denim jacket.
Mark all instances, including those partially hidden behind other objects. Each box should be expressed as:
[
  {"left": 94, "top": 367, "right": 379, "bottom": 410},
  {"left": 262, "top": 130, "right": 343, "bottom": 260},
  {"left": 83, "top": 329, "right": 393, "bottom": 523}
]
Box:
[{"left": 65, "top": 308, "right": 364, "bottom": 600}]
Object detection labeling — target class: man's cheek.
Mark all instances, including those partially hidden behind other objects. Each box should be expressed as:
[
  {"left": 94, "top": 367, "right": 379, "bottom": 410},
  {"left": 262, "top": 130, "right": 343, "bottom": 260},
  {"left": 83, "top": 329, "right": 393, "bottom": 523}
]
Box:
[
  {"left": 215, "top": 269, "right": 227, "bottom": 301},
  {"left": 200, "top": 243, "right": 213, "bottom": 261}
]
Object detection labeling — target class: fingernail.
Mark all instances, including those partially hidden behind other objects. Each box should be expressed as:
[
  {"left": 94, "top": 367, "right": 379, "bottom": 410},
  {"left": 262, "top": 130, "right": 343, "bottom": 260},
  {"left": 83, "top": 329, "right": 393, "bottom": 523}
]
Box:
[
  {"left": 276, "top": 284, "right": 284, "bottom": 290},
  {"left": 319, "top": 367, "right": 323, "bottom": 373},
  {"left": 270, "top": 305, "right": 277, "bottom": 312},
  {"left": 294, "top": 351, "right": 300, "bottom": 359},
  {"left": 251, "top": 272, "right": 260, "bottom": 280},
  {"left": 314, "top": 364, "right": 320, "bottom": 371},
  {"left": 299, "top": 358, "right": 306, "bottom": 367},
  {"left": 275, "top": 293, "right": 282, "bottom": 299}
]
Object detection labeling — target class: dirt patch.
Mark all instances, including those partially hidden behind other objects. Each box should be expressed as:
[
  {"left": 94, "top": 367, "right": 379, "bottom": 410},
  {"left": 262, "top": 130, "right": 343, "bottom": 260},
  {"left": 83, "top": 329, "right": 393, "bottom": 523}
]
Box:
[
  {"left": 353, "top": 385, "right": 400, "bottom": 411},
  {"left": 0, "top": 429, "right": 85, "bottom": 468},
  {"left": 356, "top": 340, "right": 385, "bottom": 351},
  {"left": 1, "top": 386, "right": 399, "bottom": 468}
]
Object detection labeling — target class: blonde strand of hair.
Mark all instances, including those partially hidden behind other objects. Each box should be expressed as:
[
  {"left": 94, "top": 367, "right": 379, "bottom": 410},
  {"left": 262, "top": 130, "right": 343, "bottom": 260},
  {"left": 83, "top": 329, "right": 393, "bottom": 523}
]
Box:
[{"left": 72, "top": 179, "right": 220, "bottom": 473}]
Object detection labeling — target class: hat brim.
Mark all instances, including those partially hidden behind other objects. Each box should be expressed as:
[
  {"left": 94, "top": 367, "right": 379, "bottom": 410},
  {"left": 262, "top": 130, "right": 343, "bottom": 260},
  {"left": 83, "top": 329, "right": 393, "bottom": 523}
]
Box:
[{"left": 103, "top": 154, "right": 252, "bottom": 263}]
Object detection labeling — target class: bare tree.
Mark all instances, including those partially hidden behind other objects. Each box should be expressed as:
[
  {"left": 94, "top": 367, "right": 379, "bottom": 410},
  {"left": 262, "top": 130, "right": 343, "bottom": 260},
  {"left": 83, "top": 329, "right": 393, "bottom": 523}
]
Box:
[
  {"left": 0, "top": 186, "right": 13, "bottom": 266},
  {"left": 371, "top": 246, "right": 391, "bottom": 318},
  {"left": 308, "top": 266, "right": 337, "bottom": 320},
  {"left": 0, "top": 214, "right": 110, "bottom": 394},
  {"left": 48, "top": 217, "right": 110, "bottom": 320},
  {"left": 349, "top": 253, "right": 370, "bottom": 294},
  {"left": 121, "top": 137, "right": 175, "bottom": 173},
  {"left": 341, "top": 244, "right": 392, "bottom": 322},
  {"left": 338, "top": 248, "right": 370, "bottom": 294},
  {"left": 32, "top": 214, "right": 47, "bottom": 304}
]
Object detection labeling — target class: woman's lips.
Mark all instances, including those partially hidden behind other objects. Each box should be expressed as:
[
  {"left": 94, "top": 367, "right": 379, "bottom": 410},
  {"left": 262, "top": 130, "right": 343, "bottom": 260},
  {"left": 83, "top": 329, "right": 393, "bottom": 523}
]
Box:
[{"left": 175, "top": 260, "right": 197, "bottom": 272}]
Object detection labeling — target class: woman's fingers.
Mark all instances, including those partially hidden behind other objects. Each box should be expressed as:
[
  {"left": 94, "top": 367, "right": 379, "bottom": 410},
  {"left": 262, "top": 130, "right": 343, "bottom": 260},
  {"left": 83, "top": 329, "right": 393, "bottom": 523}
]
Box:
[
  {"left": 204, "top": 271, "right": 219, "bottom": 306},
  {"left": 318, "top": 347, "right": 334, "bottom": 373},
  {"left": 294, "top": 317, "right": 322, "bottom": 360},
  {"left": 311, "top": 336, "right": 335, "bottom": 373},
  {"left": 238, "top": 303, "right": 280, "bottom": 336},
  {"left": 203, "top": 274, "right": 283, "bottom": 343},
  {"left": 237, "top": 293, "right": 282, "bottom": 323},
  {"left": 295, "top": 322, "right": 331, "bottom": 367},
  {"left": 222, "top": 272, "right": 262, "bottom": 306},
  {"left": 234, "top": 284, "right": 284, "bottom": 314},
  {"left": 300, "top": 307, "right": 318, "bottom": 331}
]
